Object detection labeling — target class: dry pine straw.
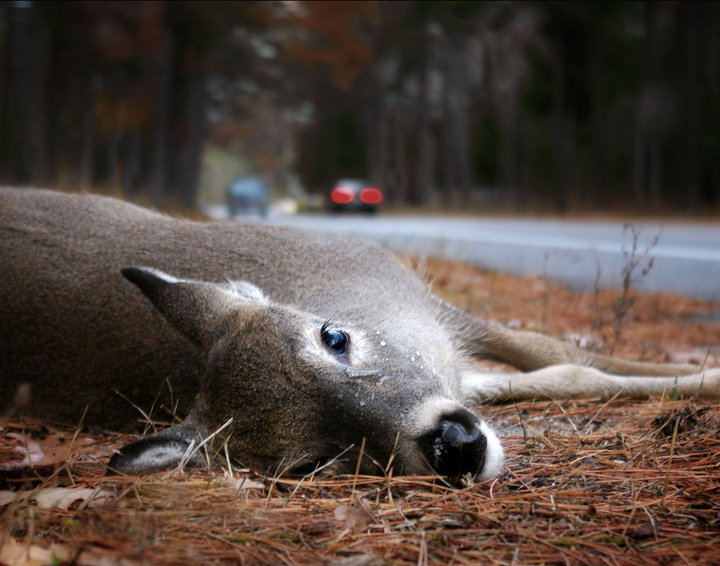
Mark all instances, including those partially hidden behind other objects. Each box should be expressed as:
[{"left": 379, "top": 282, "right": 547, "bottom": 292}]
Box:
[{"left": 2, "top": 259, "right": 720, "bottom": 565}]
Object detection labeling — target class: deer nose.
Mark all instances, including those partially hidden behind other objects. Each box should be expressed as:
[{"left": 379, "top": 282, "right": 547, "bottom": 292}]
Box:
[{"left": 418, "top": 411, "right": 488, "bottom": 484}]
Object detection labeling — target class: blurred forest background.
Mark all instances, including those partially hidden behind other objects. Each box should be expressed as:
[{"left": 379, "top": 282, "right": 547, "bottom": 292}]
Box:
[{"left": 0, "top": 0, "right": 718, "bottom": 213}]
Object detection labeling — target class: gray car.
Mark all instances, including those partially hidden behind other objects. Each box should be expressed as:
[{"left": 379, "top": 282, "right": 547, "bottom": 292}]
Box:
[{"left": 227, "top": 176, "right": 269, "bottom": 218}]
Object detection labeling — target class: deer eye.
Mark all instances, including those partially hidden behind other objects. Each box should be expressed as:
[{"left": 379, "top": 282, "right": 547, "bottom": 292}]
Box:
[{"left": 320, "top": 323, "right": 349, "bottom": 355}]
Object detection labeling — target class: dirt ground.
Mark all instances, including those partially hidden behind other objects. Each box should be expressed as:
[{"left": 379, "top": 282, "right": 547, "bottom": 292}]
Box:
[{"left": 2, "top": 257, "right": 719, "bottom": 565}]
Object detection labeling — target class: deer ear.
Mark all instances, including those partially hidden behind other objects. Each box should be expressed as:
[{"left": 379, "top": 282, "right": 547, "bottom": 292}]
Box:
[
  {"left": 108, "top": 420, "right": 210, "bottom": 475},
  {"left": 122, "top": 266, "right": 266, "bottom": 348}
]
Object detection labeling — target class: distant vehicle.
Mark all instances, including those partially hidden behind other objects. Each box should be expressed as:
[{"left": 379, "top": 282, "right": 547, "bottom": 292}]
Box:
[
  {"left": 329, "top": 179, "right": 383, "bottom": 214},
  {"left": 227, "top": 176, "right": 269, "bottom": 218}
]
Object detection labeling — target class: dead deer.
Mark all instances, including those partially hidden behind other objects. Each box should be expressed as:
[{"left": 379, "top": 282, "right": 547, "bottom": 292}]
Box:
[{"left": 1, "top": 188, "right": 717, "bottom": 484}]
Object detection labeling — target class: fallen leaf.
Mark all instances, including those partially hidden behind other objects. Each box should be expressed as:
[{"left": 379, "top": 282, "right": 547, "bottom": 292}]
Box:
[
  {"left": 0, "top": 433, "right": 52, "bottom": 469},
  {"left": 335, "top": 555, "right": 388, "bottom": 566},
  {"left": 0, "top": 537, "right": 136, "bottom": 566},
  {"left": 0, "top": 432, "right": 95, "bottom": 471},
  {"left": 225, "top": 477, "right": 266, "bottom": 493},
  {"left": 0, "top": 538, "right": 75, "bottom": 566},
  {"left": 334, "top": 495, "right": 375, "bottom": 532},
  {"left": 0, "top": 487, "right": 115, "bottom": 510},
  {"left": 629, "top": 520, "right": 661, "bottom": 539}
]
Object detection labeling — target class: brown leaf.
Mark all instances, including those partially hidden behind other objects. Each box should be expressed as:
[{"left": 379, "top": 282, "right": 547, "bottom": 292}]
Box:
[
  {"left": 0, "top": 487, "right": 115, "bottom": 510},
  {"left": 335, "top": 555, "right": 388, "bottom": 566},
  {"left": 0, "top": 432, "right": 94, "bottom": 470},
  {"left": 334, "top": 495, "right": 375, "bottom": 532},
  {"left": 225, "top": 477, "right": 266, "bottom": 493},
  {"left": 629, "top": 520, "right": 661, "bottom": 539},
  {"left": 0, "top": 537, "right": 135, "bottom": 566},
  {"left": 0, "top": 538, "right": 75, "bottom": 566}
]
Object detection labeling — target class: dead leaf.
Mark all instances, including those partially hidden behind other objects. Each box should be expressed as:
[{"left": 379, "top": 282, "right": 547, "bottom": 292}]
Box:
[
  {"left": 334, "top": 495, "right": 375, "bottom": 532},
  {"left": 653, "top": 406, "right": 709, "bottom": 437},
  {"left": 225, "top": 477, "right": 266, "bottom": 493},
  {"left": 0, "top": 432, "right": 95, "bottom": 471},
  {"left": 0, "top": 538, "right": 75, "bottom": 566},
  {"left": 0, "top": 491, "right": 18, "bottom": 506},
  {"left": 629, "top": 520, "right": 661, "bottom": 539},
  {"left": 0, "top": 487, "right": 115, "bottom": 510},
  {"left": 0, "top": 537, "right": 136, "bottom": 566},
  {"left": 335, "top": 555, "right": 388, "bottom": 566},
  {"left": 0, "top": 433, "right": 52, "bottom": 469}
]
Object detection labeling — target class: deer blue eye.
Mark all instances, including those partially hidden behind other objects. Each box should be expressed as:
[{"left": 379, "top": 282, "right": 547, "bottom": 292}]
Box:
[{"left": 321, "top": 324, "right": 349, "bottom": 355}]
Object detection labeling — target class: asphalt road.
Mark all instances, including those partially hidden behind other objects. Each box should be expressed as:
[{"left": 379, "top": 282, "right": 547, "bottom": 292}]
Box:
[{"left": 206, "top": 207, "right": 720, "bottom": 302}]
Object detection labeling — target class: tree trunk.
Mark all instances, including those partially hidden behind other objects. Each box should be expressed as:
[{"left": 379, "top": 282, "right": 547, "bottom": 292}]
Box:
[
  {"left": 123, "top": 129, "right": 141, "bottom": 200},
  {"left": 364, "top": 95, "right": 381, "bottom": 185},
  {"left": 417, "top": 60, "right": 435, "bottom": 205},
  {"left": 377, "top": 106, "right": 390, "bottom": 198},
  {"left": 497, "top": 99, "right": 518, "bottom": 206},
  {"left": 391, "top": 112, "right": 408, "bottom": 206},
  {"left": 173, "top": 64, "right": 207, "bottom": 210},
  {"left": 5, "top": 2, "right": 50, "bottom": 185},
  {"left": 552, "top": 44, "right": 569, "bottom": 212},
  {"left": 107, "top": 129, "right": 121, "bottom": 196},
  {"left": 676, "top": 1, "right": 704, "bottom": 211},
  {"left": 77, "top": 84, "right": 95, "bottom": 192},
  {"left": 150, "top": 31, "right": 173, "bottom": 207},
  {"left": 589, "top": 3, "right": 607, "bottom": 207},
  {"left": 441, "top": 39, "right": 472, "bottom": 208},
  {"left": 632, "top": 1, "right": 661, "bottom": 207}
]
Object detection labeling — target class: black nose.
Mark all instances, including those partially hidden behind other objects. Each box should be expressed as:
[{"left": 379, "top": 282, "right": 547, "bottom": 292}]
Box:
[{"left": 418, "top": 410, "right": 487, "bottom": 484}]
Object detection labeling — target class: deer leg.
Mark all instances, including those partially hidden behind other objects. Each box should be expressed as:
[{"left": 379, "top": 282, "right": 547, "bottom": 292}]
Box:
[{"left": 461, "top": 365, "right": 720, "bottom": 403}]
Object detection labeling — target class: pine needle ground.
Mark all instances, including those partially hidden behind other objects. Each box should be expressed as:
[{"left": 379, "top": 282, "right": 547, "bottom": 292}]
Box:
[{"left": 2, "top": 258, "right": 719, "bottom": 565}]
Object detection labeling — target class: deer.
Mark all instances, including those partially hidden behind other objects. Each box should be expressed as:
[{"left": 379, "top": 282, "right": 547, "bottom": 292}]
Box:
[{"left": 1, "top": 188, "right": 717, "bottom": 485}]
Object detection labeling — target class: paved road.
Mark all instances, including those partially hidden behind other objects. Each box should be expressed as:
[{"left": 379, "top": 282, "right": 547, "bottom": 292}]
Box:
[{"left": 206, "top": 207, "right": 720, "bottom": 302}]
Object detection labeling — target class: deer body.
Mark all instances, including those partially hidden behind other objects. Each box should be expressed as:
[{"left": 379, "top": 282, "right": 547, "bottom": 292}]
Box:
[
  {"left": 2, "top": 188, "right": 717, "bottom": 482},
  {"left": 1, "top": 188, "right": 502, "bottom": 480}
]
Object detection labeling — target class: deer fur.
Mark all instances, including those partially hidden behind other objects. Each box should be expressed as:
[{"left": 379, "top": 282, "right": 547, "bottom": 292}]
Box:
[{"left": 1, "top": 188, "right": 717, "bottom": 483}]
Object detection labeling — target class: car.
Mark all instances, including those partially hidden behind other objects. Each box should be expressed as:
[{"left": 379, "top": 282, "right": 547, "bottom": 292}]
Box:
[
  {"left": 227, "top": 176, "right": 269, "bottom": 218},
  {"left": 329, "top": 179, "right": 383, "bottom": 214}
]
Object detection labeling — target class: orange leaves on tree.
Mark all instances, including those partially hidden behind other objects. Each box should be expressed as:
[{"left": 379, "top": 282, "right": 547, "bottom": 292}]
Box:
[{"left": 285, "top": 1, "right": 379, "bottom": 91}]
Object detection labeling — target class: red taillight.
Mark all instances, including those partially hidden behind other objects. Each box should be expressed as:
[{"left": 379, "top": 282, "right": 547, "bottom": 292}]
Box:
[
  {"left": 331, "top": 186, "right": 355, "bottom": 205},
  {"left": 359, "top": 187, "right": 382, "bottom": 205}
]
